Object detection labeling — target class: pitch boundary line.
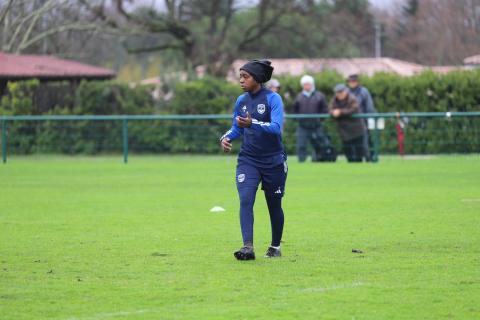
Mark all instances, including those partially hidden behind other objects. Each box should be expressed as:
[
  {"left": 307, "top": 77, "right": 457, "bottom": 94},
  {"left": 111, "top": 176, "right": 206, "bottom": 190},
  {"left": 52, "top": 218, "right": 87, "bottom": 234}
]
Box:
[
  {"left": 64, "top": 309, "right": 156, "bottom": 320},
  {"left": 299, "top": 281, "right": 365, "bottom": 293}
]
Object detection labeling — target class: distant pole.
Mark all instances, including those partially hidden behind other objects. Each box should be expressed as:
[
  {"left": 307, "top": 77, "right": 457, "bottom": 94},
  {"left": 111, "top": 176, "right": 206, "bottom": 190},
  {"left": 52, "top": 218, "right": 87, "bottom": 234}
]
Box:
[
  {"left": 2, "top": 119, "right": 7, "bottom": 164},
  {"left": 375, "top": 22, "right": 382, "bottom": 58},
  {"left": 122, "top": 118, "right": 128, "bottom": 164},
  {"left": 373, "top": 117, "right": 380, "bottom": 163}
]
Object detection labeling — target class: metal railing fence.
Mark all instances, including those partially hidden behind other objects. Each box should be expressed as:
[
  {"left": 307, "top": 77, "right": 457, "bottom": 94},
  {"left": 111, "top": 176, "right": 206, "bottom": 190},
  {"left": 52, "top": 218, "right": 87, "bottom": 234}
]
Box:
[{"left": 1, "top": 112, "right": 479, "bottom": 163}]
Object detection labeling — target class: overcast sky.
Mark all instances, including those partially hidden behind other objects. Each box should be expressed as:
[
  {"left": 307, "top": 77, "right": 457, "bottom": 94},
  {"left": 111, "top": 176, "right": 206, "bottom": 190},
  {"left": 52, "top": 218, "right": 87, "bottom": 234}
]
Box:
[
  {"left": 370, "top": 0, "right": 395, "bottom": 9},
  {"left": 370, "top": 0, "right": 404, "bottom": 11},
  {"left": 132, "top": 0, "right": 402, "bottom": 11}
]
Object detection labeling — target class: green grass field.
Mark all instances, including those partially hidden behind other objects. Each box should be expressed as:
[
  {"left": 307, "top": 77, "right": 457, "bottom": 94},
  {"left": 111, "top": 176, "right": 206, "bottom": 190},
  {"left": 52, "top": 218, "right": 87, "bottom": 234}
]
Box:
[{"left": 1, "top": 155, "right": 479, "bottom": 319}]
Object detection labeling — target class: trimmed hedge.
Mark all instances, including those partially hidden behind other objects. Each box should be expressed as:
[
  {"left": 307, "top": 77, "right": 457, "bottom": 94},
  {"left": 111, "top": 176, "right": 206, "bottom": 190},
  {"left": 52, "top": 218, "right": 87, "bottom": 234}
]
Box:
[
  {"left": 169, "top": 77, "right": 241, "bottom": 114},
  {"left": 274, "top": 69, "right": 480, "bottom": 113},
  {"left": 1, "top": 80, "right": 155, "bottom": 154},
  {"left": 1, "top": 71, "right": 479, "bottom": 155}
]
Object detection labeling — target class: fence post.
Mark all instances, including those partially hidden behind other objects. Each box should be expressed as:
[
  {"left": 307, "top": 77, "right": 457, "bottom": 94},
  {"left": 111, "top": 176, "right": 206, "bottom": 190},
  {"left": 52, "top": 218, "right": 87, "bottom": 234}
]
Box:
[
  {"left": 122, "top": 118, "right": 128, "bottom": 164},
  {"left": 2, "top": 119, "right": 6, "bottom": 164},
  {"left": 372, "top": 117, "right": 380, "bottom": 162}
]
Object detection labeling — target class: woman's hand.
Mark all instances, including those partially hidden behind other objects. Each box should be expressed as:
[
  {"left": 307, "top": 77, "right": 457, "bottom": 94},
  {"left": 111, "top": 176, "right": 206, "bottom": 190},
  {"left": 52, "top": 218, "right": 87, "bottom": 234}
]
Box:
[
  {"left": 237, "top": 112, "right": 252, "bottom": 128},
  {"left": 221, "top": 138, "right": 232, "bottom": 153}
]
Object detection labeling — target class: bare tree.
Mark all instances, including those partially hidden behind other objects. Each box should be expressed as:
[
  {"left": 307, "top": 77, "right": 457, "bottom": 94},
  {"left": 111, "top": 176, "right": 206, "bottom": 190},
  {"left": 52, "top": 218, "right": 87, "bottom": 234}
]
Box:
[
  {"left": 91, "top": 0, "right": 298, "bottom": 77},
  {"left": 0, "top": 0, "right": 14, "bottom": 26},
  {"left": 380, "top": 0, "right": 480, "bottom": 65},
  {"left": 0, "top": 0, "right": 100, "bottom": 54}
]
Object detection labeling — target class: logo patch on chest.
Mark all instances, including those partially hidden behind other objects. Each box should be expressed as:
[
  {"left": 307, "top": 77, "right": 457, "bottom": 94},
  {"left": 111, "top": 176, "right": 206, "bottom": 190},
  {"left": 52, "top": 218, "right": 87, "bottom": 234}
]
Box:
[{"left": 257, "top": 104, "right": 266, "bottom": 114}]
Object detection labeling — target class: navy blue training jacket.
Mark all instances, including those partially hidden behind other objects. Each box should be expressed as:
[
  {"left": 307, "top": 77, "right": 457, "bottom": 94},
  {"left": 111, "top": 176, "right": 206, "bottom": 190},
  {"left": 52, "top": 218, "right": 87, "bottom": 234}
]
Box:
[{"left": 221, "top": 87, "right": 286, "bottom": 168}]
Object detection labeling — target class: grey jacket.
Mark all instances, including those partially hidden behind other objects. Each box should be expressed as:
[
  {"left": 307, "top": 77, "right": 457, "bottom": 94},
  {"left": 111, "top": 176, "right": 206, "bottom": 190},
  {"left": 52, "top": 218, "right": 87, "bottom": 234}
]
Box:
[
  {"left": 293, "top": 91, "right": 329, "bottom": 128},
  {"left": 349, "top": 86, "right": 376, "bottom": 114},
  {"left": 329, "top": 93, "right": 366, "bottom": 142}
]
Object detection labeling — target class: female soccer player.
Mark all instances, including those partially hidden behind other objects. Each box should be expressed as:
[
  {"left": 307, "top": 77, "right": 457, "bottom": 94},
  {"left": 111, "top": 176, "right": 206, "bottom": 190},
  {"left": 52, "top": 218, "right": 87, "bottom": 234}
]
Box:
[{"left": 220, "top": 59, "right": 287, "bottom": 260}]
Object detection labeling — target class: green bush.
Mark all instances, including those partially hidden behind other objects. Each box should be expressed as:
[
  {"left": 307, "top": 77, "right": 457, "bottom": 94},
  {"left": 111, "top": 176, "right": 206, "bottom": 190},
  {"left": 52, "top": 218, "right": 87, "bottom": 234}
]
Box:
[
  {"left": 0, "top": 80, "right": 40, "bottom": 153},
  {"left": 2, "top": 70, "right": 480, "bottom": 155},
  {"left": 170, "top": 77, "right": 241, "bottom": 114},
  {"left": 2, "top": 80, "right": 155, "bottom": 154},
  {"left": 275, "top": 69, "right": 480, "bottom": 113},
  {"left": 274, "top": 70, "right": 480, "bottom": 155},
  {"left": 0, "top": 80, "right": 39, "bottom": 115},
  {"left": 74, "top": 80, "right": 155, "bottom": 115}
]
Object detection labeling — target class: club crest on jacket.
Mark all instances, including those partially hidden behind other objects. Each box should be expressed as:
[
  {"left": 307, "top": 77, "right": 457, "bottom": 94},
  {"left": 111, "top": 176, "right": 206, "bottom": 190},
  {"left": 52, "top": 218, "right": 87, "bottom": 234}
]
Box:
[{"left": 257, "top": 104, "right": 266, "bottom": 114}]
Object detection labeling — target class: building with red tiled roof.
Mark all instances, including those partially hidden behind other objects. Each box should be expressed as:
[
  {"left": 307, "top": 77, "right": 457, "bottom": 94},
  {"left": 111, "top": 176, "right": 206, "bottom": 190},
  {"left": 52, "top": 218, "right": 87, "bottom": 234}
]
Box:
[
  {"left": 0, "top": 52, "right": 115, "bottom": 81},
  {"left": 0, "top": 52, "right": 115, "bottom": 112}
]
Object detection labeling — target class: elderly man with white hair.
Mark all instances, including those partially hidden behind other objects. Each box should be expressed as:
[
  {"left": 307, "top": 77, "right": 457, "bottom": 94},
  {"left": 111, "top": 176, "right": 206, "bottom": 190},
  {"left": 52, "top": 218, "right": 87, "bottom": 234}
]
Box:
[{"left": 293, "top": 75, "right": 330, "bottom": 162}]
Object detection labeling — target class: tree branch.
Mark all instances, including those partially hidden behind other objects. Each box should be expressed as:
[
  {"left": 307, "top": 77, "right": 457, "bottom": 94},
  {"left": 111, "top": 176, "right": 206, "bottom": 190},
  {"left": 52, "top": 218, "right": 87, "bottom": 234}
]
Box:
[
  {"left": 17, "top": 0, "right": 58, "bottom": 53},
  {"left": 18, "top": 22, "right": 99, "bottom": 52},
  {"left": 219, "top": 0, "right": 235, "bottom": 42},
  {"left": 6, "top": 0, "right": 58, "bottom": 52},
  {"left": 78, "top": 0, "right": 121, "bottom": 29},
  {"left": 126, "top": 42, "right": 184, "bottom": 54},
  {"left": 0, "top": 0, "right": 14, "bottom": 26},
  {"left": 237, "top": 1, "right": 292, "bottom": 51}
]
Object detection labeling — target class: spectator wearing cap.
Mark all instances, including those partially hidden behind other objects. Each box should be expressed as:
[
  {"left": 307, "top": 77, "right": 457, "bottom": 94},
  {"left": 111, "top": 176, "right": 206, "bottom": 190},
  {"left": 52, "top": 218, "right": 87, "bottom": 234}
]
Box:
[
  {"left": 266, "top": 78, "right": 281, "bottom": 93},
  {"left": 293, "top": 75, "right": 330, "bottom": 162},
  {"left": 329, "top": 84, "right": 366, "bottom": 162},
  {"left": 347, "top": 74, "right": 376, "bottom": 161}
]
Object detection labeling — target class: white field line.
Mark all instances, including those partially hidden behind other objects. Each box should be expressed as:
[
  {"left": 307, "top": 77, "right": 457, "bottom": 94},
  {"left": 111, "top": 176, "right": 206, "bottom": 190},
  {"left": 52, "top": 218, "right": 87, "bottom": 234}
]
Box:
[
  {"left": 300, "top": 281, "right": 365, "bottom": 293},
  {"left": 64, "top": 309, "right": 157, "bottom": 320},
  {"left": 461, "top": 199, "right": 480, "bottom": 202},
  {"left": 62, "top": 283, "right": 366, "bottom": 319}
]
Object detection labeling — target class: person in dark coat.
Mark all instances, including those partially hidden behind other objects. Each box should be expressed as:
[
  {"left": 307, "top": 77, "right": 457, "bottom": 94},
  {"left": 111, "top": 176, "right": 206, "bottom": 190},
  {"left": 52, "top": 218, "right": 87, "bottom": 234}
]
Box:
[
  {"left": 293, "top": 75, "right": 330, "bottom": 162},
  {"left": 347, "top": 74, "right": 376, "bottom": 161},
  {"left": 329, "top": 84, "right": 366, "bottom": 162}
]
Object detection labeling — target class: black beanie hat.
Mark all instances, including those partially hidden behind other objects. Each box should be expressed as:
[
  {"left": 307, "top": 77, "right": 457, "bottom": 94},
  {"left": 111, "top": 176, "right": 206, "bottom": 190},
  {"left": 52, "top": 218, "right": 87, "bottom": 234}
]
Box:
[{"left": 240, "top": 59, "right": 274, "bottom": 84}]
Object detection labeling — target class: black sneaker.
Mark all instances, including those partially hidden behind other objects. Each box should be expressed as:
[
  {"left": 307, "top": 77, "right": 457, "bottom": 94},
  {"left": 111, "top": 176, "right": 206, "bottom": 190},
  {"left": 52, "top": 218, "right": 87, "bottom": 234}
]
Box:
[
  {"left": 234, "top": 246, "right": 255, "bottom": 261},
  {"left": 264, "top": 246, "right": 281, "bottom": 258}
]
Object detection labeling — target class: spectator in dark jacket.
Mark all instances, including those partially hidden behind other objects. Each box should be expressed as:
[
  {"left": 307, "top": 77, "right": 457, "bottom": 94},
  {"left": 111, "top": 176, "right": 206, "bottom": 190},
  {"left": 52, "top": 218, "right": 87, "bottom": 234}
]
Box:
[
  {"left": 347, "top": 74, "right": 376, "bottom": 161},
  {"left": 293, "top": 75, "right": 330, "bottom": 162},
  {"left": 329, "top": 84, "right": 366, "bottom": 162}
]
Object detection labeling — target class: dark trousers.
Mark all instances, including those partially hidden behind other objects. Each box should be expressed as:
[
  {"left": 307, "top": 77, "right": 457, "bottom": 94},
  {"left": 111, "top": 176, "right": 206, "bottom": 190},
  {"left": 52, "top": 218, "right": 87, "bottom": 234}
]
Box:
[
  {"left": 236, "top": 161, "right": 287, "bottom": 247},
  {"left": 343, "top": 135, "right": 364, "bottom": 162},
  {"left": 296, "top": 126, "right": 329, "bottom": 162},
  {"left": 362, "top": 131, "right": 371, "bottom": 161}
]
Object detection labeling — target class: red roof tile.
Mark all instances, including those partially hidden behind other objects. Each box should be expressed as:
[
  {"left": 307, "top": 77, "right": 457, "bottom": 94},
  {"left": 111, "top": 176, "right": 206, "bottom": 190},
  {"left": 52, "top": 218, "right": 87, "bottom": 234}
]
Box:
[{"left": 0, "top": 52, "right": 115, "bottom": 80}]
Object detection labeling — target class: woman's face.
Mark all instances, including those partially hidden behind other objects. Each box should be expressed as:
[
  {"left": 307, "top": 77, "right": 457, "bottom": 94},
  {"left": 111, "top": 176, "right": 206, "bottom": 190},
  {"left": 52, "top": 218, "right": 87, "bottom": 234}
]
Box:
[{"left": 239, "top": 70, "right": 258, "bottom": 92}]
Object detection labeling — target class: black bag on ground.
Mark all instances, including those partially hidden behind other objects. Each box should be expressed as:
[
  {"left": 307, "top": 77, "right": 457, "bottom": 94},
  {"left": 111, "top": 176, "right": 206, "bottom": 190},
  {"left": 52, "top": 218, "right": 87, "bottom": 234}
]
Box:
[
  {"left": 313, "top": 145, "right": 337, "bottom": 162},
  {"left": 311, "top": 134, "right": 337, "bottom": 162}
]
